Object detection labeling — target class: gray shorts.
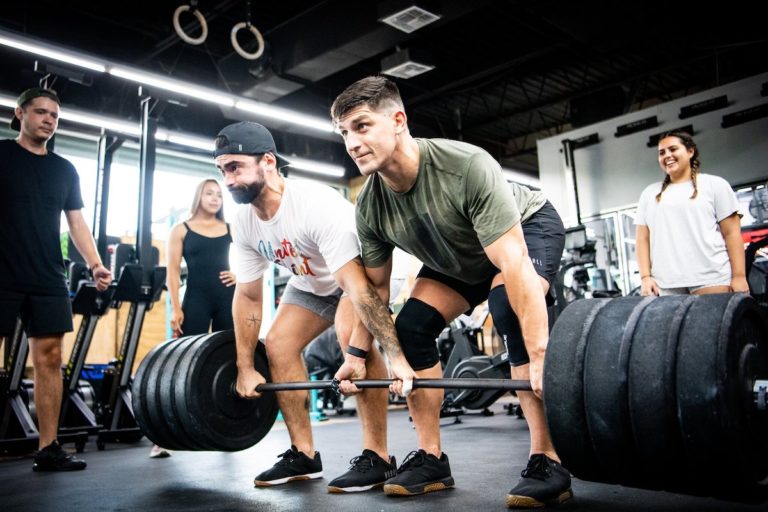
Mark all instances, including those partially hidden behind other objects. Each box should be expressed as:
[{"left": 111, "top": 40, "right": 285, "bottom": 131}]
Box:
[
  {"left": 659, "top": 277, "right": 732, "bottom": 296},
  {"left": 279, "top": 284, "right": 342, "bottom": 323}
]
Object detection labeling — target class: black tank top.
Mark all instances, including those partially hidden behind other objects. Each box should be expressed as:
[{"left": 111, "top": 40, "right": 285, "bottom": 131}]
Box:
[{"left": 182, "top": 222, "right": 233, "bottom": 291}]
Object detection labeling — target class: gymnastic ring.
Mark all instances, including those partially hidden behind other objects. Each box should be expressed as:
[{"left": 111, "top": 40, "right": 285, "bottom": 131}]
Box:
[
  {"left": 231, "top": 22, "right": 265, "bottom": 60},
  {"left": 173, "top": 5, "right": 208, "bottom": 46}
]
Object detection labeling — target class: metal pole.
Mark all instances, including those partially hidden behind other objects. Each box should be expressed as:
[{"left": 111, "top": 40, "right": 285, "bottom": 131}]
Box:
[{"left": 137, "top": 96, "right": 157, "bottom": 272}]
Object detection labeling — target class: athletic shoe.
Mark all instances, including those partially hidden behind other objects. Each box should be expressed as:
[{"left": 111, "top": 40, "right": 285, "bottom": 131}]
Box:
[
  {"left": 149, "top": 444, "right": 172, "bottom": 458},
  {"left": 253, "top": 445, "right": 323, "bottom": 487},
  {"left": 506, "top": 454, "right": 573, "bottom": 508},
  {"left": 383, "top": 449, "right": 454, "bottom": 496},
  {"left": 32, "top": 441, "right": 87, "bottom": 472},
  {"left": 327, "top": 449, "right": 397, "bottom": 493}
]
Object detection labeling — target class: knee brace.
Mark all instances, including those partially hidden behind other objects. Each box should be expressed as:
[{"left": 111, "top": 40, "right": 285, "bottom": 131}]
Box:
[
  {"left": 488, "top": 285, "right": 529, "bottom": 366},
  {"left": 395, "top": 299, "right": 446, "bottom": 370}
]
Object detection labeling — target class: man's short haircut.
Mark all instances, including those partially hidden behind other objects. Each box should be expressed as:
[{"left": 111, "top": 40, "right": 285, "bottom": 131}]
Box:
[{"left": 330, "top": 75, "right": 404, "bottom": 122}]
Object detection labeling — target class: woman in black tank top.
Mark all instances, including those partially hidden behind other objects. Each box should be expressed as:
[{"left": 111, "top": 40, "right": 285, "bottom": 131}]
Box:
[
  {"left": 153, "top": 179, "right": 235, "bottom": 458},
  {"left": 166, "top": 179, "right": 236, "bottom": 337}
]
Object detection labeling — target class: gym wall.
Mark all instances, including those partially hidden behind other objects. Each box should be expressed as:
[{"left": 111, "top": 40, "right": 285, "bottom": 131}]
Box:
[{"left": 537, "top": 72, "right": 768, "bottom": 226}]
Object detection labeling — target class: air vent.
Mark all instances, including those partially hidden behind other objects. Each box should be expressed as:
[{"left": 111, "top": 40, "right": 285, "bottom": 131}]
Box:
[
  {"left": 381, "top": 48, "right": 434, "bottom": 79},
  {"left": 380, "top": 6, "right": 441, "bottom": 34}
]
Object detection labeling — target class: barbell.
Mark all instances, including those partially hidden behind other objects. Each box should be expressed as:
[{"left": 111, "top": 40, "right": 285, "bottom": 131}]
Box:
[{"left": 132, "top": 293, "right": 768, "bottom": 504}]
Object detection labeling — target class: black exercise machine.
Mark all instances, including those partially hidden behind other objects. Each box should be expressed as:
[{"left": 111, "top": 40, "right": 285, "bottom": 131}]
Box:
[{"left": 0, "top": 318, "right": 89, "bottom": 454}]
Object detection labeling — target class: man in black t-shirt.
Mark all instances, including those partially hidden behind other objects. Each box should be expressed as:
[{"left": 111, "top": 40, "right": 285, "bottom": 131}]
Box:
[{"left": 0, "top": 88, "right": 112, "bottom": 471}]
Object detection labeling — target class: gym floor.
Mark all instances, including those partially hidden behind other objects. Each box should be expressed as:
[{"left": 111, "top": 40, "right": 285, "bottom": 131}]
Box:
[{"left": 0, "top": 397, "right": 764, "bottom": 512}]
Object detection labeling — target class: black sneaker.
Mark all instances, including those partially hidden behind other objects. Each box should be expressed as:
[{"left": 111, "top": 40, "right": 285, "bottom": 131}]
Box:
[
  {"left": 506, "top": 454, "right": 573, "bottom": 508},
  {"left": 327, "top": 449, "right": 397, "bottom": 493},
  {"left": 253, "top": 445, "right": 323, "bottom": 487},
  {"left": 32, "top": 441, "right": 87, "bottom": 472},
  {"left": 383, "top": 449, "right": 454, "bottom": 496}
]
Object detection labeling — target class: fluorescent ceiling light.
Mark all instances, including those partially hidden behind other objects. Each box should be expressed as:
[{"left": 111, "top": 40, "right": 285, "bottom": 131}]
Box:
[
  {"left": 1, "top": 92, "right": 138, "bottom": 134},
  {"left": 0, "top": 29, "right": 332, "bottom": 133},
  {"left": 0, "top": 34, "right": 107, "bottom": 72},
  {"left": 160, "top": 131, "right": 215, "bottom": 151},
  {"left": 0, "top": 93, "right": 339, "bottom": 177},
  {"left": 62, "top": 110, "right": 141, "bottom": 137},
  {"left": 109, "top": 67, "right": 235, "bottom": 107},
  {"left": 287, "top": 156, "right": 345, "bottom": 178},
  {"left": 234, "top": 100, "right": 333, "bottom": 133}
]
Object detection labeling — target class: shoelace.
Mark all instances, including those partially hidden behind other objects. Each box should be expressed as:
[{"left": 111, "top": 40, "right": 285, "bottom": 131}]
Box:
[
  {"left": 397, "top": 450, "right": 426, "bottom": 473},
  {"left": 348, "top": 454, "right": 375, "bottom": 473},
  {"left": 521, "top": 454, "right": 553, "bottom": 481},
  {"left": 275, "top": 448, "right": 300, "bottom": 466}
]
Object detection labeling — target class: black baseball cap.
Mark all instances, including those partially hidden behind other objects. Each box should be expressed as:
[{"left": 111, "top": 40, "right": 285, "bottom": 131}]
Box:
[
  {"left": 214, "top": 121, "right": 290, "bottom": 168},
  {"left": 10, "top": 87, "right": 61, "bottom": 131}
]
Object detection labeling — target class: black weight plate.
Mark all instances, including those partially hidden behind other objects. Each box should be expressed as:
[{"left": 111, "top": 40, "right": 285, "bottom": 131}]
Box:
[
  {"left": 142, "top": 336, "right": 199, "bottom": 450},
  {"left": 676, "top": 293, "right": 768, "bottom": 503},
  {"left": 627, "top": 295, "right": 694, "bottom": 488},
  {"left": 583, "top": 296, "right": 646, "bottom": 483},
  {"left": 177, "top": 330, "right": 279, "bottom": 451},
  {"left": 157, "top": 335, "right": 211, "bottom": 450},
  {"left": 544, "top": 298, "right": 610, "bottom": 481},
  {"left": 132, "top": 337, "right": 181, "bottom": 447}
]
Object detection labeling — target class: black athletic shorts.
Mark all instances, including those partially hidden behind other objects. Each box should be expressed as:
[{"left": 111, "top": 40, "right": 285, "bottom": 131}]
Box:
[
  {"left": 0, "top": 289, "right": 74, "bottom": 337},
  {"left": 416, "top": 200, "right": 565, "bottom": 310}
]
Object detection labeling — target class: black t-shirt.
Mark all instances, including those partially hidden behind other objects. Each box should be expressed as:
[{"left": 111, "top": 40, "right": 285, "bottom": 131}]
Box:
[{"left": 0, "top": 139, "right": 84, "bottom": 295}]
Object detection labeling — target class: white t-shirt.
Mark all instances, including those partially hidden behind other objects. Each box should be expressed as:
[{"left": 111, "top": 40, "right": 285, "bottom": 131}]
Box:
[
  {"left": 232, "top": 180, "right": 360, "bottom": 296},
  {"left": 635, "top": 173, "right": 739, "bottom": 288}
]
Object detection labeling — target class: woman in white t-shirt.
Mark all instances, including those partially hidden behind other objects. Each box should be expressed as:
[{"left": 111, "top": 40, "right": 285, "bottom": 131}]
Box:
[{"left": 635, "top": 131, "right": 748, "bottom": 296}]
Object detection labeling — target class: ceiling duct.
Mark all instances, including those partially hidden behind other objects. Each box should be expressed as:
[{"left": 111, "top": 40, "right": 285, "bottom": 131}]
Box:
[
  {"left": 381, "top": 48, "right": 434, "bottom": 79},
  {"left": 216, "top": 1, "right": 480, "bottom": 104},
  {"left": 379, "top": 5, "right": 442, "bottom": 33}
]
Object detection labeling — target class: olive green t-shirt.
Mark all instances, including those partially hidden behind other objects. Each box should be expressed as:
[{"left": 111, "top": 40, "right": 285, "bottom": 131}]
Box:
[{"left": 356, "top": 138, "right": 546, "bottom": 284}]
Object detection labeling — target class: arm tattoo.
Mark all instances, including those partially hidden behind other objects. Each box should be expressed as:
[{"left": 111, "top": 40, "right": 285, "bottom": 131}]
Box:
[
  {"left": 357, "top": 283, "right": 403, "bottom": 358},
  {"left": 246, "top": 314, "right": 261, "bottom": 328}
]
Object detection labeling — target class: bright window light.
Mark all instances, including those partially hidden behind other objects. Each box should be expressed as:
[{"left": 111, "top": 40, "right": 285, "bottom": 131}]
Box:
[{"left": 502, "top": 167, "right": 541, "bottom": 188}]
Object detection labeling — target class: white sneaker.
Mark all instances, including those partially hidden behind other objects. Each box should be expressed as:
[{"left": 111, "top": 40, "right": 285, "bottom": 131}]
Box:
[{"left": 149, "top": 444, "right": 172, "bottom": 458}]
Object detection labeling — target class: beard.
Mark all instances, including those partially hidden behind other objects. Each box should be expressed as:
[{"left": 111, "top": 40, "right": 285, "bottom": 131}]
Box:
[{"left": 228, "top": 181, "right": 264, "bottom": 204}]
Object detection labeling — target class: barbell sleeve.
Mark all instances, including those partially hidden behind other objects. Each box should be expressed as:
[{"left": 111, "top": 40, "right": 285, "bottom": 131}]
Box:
[{"left": 255, "top": 378, "right": 533, "bottom": 392}]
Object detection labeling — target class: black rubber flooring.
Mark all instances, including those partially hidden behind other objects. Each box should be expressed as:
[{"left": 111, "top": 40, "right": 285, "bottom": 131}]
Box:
[{"left": 0, "top": 398, "right": 764, "bottom": 512}]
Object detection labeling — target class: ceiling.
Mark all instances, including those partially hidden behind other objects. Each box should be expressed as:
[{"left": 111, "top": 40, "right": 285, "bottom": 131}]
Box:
[{"left": 1, "top": 0, "right": 766, "bottom": 180}]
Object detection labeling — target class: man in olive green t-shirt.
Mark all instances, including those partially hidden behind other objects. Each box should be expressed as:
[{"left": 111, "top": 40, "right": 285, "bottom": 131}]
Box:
[{"left": 330, "top": 76, "right": 570, "bottom": 509}]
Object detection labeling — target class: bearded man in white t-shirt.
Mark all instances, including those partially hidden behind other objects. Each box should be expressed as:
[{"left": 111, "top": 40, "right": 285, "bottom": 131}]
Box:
[{"left": 214, "top": 121, "right": 416, "bottom": 493}]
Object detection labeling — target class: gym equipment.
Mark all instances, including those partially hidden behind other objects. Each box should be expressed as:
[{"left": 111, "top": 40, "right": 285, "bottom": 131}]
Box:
[
  {"left": 554, "top": 225, "right": 622, "bottom": 314},
  {"left": 133, "top": 293, "right": 767, "bottom": 504},
  {"left": 132, "top": 331, "right": 278, "bottom": 451},
  {"left": 437, "top": 310, "right": 510, "bottom": 417},
  {"left": 58, "top": 262, "right": 115, "bottom": 437},
  {"left": 95, "top": 252, "right": 165, "bottom": 450},
  {"left": 0, "top": 319, "right": 88, "bottom": 454},
  {"left": 544, "top": 293, "right": 767, "bottom": 503}
]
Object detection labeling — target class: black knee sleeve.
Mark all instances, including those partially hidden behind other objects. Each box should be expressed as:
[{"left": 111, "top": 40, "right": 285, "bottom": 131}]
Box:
[
  {"left": 395, "top": 298, "right": 446, "bottom": 371},
  {"left": 488, "top": 285, "right": 529, "bottom": 366}
]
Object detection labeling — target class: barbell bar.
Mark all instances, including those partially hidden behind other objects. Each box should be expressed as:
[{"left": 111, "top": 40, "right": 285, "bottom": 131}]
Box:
[{"left": 254, "top": 378, "right": 532, "bottom": 393}]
